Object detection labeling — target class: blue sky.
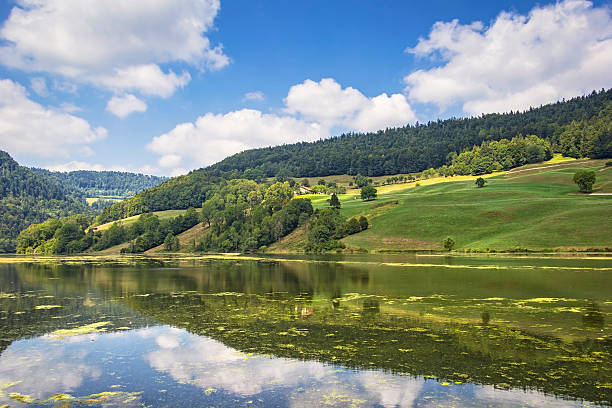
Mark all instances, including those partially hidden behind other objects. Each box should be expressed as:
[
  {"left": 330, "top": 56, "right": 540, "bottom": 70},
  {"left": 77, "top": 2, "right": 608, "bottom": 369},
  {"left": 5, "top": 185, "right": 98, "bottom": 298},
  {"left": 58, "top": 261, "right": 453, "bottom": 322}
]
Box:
[{"left": 0, "top": 0, "right": 610, "bottom": 175}]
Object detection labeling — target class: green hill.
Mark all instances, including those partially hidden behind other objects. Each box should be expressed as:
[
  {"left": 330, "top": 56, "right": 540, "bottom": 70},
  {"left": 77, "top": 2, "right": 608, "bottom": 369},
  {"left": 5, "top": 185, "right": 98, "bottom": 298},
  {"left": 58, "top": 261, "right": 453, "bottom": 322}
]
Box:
[
  {"left": 97, "top": 89, "right": 611, "bottom": 225},
  {"left": 334, "top": 160, "right": 611, "bottom": 252},
  {"left": 0, "top": 151, "right": 89, "bottom": 252}
]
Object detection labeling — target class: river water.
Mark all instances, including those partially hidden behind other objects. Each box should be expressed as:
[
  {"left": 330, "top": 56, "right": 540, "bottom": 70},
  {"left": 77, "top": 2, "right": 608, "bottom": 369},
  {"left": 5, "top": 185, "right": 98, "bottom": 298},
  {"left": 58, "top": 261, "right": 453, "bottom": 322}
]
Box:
[{"left": 0, "top": 254, "right": 610, "bottom": 407}]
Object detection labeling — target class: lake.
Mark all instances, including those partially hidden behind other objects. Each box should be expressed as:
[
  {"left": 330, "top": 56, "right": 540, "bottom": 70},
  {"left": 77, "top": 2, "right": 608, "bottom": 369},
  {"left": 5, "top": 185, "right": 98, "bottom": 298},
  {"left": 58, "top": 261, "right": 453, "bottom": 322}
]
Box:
[{"left": 0, "top": 253, "right": 610, "bottom": 407}]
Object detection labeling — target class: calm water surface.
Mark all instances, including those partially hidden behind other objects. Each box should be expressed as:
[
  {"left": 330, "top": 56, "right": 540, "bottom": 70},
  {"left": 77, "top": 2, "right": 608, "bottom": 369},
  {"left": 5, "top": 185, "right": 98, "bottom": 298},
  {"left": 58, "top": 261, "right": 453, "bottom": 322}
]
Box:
[{"left": 0, "top": 254, "right": 610, "bottom": 407}]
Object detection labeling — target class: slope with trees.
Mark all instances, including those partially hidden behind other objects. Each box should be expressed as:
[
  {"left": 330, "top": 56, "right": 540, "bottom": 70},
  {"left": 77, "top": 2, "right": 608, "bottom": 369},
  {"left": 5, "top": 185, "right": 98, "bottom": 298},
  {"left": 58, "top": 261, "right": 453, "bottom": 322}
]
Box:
[
  {"left": 0, "top": 151, "right": 89, "bottom": 252},
  {"left": 95, "top": 89, "right": 612, "bottom": 226},
  {"left": 210, "top": 89, "right": 612, "bottom": 178}
]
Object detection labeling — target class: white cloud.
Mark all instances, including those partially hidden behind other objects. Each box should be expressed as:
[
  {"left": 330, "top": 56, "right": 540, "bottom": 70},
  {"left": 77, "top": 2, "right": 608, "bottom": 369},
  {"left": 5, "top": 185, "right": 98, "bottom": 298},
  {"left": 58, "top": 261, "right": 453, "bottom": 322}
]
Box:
[
  {"left": 97, "top": 65, "right": 191, "bottom": 98},
  {"left": 0, "top": 79, "right": 106, "bottom": 158},
  {"left": 157, "top": 154, "right": 183, "bottom": 169},
  {"left": 30, "top": 77, "right": 48, "bottom": 97},
  {"left": 106, "top": 94, "right": 147, "bottom": 118},
  {"left": 148, "top": 78, "right": 417, "bottom": 171},
  {"left": 243, "top": 91, "right": 265, "bottom": 101},
  {"left": 149, "top": 109, "right": 328, "bottom": 171},
  {"left": 0, "top": 0, "right": 228, "bottom": 97},
  {"left": 285, "top": 78, "right": 417, "bottom": 131},
  {"left": 45, "top": 161, "right": 128, "bottom": 172},
  {"left": 404, "top": 0, "right": 612, "bottom": 115},
  {"left": 44, "top": 160, "right": 164, "bottom": 176}
]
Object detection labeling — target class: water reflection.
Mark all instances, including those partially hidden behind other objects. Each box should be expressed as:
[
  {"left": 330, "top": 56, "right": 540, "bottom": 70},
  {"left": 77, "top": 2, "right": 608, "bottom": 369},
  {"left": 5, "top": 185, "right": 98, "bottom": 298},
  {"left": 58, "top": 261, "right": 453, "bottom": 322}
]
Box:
[
  {"left": 0, "top": 326, "right": 601, "bottom": 407},
  {"left": 0, "top": 256, "right": 610, "bottom": 407}
]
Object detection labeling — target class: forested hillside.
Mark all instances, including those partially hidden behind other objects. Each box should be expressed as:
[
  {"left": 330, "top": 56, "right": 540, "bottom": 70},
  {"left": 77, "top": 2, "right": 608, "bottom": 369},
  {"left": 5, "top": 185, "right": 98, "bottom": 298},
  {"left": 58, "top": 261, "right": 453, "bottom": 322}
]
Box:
[
  {"left": 210, "top": 88, "right": 612, "bottom": 177},
  {"left": 97, "top": 89, "right": 611, "bottom": 225},
  {"left": 31, "top": 168, "right": 167, "bottom": 198},
  {"left": 96, "top": 171, "right": 223, "bottom": 224},
  {"left": 0, "top": 151, "right": 89, "bottom": 252}
]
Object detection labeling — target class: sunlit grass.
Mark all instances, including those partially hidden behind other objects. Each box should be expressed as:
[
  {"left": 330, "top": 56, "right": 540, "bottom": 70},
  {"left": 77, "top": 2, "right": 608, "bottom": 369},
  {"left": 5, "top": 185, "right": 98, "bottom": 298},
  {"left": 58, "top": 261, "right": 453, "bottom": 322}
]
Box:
[{"left": 92, "top": 209, "right": 189, "bottom": 231}]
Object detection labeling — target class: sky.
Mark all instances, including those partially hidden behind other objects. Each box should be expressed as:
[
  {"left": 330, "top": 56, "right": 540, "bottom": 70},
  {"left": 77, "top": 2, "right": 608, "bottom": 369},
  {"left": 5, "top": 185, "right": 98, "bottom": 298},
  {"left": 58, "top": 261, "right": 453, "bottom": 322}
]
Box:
[{"left": 0, "top": 0, "right": 611, "bottom": 176}]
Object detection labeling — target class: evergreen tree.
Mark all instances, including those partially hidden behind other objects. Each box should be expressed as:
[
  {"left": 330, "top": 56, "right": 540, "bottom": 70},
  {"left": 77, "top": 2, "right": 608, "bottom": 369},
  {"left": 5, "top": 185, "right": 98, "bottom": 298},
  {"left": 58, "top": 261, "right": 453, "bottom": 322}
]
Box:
[{"left": 328, "top": 193, "right": 341, "bottom": 209}]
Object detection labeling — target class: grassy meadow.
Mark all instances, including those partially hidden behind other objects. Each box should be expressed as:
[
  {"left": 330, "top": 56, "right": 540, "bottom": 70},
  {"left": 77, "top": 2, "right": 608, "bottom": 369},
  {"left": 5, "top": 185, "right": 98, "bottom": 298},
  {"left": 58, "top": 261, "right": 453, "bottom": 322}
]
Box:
[
  {"left": 92, "top": 209, "right": 189, "bottom": 231},
  {"left": 338, "top": 159, "right": 611, "bottom": 252}
]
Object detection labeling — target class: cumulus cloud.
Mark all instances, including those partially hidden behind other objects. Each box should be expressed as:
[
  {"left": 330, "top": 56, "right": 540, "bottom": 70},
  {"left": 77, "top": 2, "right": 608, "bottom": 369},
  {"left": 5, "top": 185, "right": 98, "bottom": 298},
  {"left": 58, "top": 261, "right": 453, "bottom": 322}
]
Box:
[
  {"left": 149, "top": 109, "right": 328, "bottom": 170},
  {"left": 149, "top": 78, "right": 417, "bottom": 172},
  {"left": 106, "top": 94, "right": 147, "bottom": 118},
  {"left": 404, "top": 0, "right": 612, "bottom": 115},
  {"left": 243, "top": 91, "right": 265, "bottom": 101},
  {"left": 0, "top": 79, "right": 106, "bottom": 158},
  {"left": 0, "top": 0, "right": 228, "bottom": 97},
  {"left": 286, "top": 78, "right": 417, "bottom": 131}
]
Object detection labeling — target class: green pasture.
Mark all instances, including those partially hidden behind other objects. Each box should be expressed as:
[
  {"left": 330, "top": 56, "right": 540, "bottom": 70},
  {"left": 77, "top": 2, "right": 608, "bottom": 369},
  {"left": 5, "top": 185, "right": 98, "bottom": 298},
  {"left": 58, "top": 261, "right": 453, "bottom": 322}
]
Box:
[{"left": 339, "top": 160, "right": 612, "bottom": 251}]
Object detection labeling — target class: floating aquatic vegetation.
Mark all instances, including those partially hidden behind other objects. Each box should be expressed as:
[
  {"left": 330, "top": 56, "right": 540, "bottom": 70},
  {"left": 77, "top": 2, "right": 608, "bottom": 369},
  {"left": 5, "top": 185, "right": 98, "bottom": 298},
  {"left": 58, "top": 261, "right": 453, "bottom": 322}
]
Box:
[
  {"left": 0, "top": 386, "right": 143, "bottom": 407},
  {"left": 34, "top": 305, "right": 63, "bottom": 310},
  {"left": 48, "top": 321, "right": 111, "bottom": 339}
]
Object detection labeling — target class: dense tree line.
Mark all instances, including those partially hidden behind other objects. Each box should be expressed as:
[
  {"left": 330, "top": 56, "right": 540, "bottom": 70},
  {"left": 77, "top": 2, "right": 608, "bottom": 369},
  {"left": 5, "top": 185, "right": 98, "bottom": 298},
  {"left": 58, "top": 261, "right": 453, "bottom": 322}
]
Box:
[
  {"left": 0, "top": 151, "right": 90, "bottom": 252},
  {"left": 31, "top": 168, "right": 167, "bottom": 198},
  {"left": 558, "top": 103, "right": 612, "bottom": 159},
  {"left": 119, "top": 209, "right": 199, "bottom": 253},
  {"left": 440, "top": 134, "right": 553, "bottom": 176},
  {"left": 306, "top": 208, "right": 368, "bottom": 252},
  {"left": 208, "top": 89, "right": 611, "bottom": 178}
]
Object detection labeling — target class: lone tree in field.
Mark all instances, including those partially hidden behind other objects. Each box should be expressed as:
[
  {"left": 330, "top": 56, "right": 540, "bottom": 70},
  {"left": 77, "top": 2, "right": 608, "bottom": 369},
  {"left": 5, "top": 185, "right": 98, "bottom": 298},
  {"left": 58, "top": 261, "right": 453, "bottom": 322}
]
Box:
[
  {"left": 573, "top": 169, "right": 596, "bottom": 193},
  {"left": 328, "top": 193, "right": 341, "bottom": 209},
  {"left": 475, "top": 177, "right": 487, "bottom": 188},
  {"left": 443, "top": 236, "right": 455, "bottom": 251},
  {"left": 360, "top": 185, "right": 377, "bottom": 201}
]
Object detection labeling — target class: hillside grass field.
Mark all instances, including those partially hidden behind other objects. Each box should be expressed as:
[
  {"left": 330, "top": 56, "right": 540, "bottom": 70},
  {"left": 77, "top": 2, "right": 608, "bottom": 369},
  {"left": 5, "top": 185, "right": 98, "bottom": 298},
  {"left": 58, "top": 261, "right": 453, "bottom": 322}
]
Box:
[
  {"left": 90, "top": 158, "right": 611, "bottom": 254},
  {"left": 339, "top": 159, "right": 611, "bottom": 252},
  {"left": 92, "top": 209, "right": 189, "bottom": 231}
]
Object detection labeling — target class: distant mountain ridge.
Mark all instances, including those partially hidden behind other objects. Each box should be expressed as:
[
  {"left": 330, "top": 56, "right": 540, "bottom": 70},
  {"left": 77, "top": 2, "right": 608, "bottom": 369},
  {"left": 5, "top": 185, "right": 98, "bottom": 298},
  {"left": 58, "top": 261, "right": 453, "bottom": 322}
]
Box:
[{"left": 30, "top": 168, "right": 167, "bottom": 198}]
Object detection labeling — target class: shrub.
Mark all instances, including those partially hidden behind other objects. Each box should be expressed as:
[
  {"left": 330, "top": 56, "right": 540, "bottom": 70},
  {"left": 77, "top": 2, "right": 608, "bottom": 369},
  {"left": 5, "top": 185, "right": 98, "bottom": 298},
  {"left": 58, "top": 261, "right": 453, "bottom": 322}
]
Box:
[
  {"left": 475, "top": 177, "right": 487, "bottom": 188},
  {"left": 443, "top": 236, "right": 455, "bottom": 251},
  {"left": 359, "top": 216, "right": 369, "bottom": 230}
]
